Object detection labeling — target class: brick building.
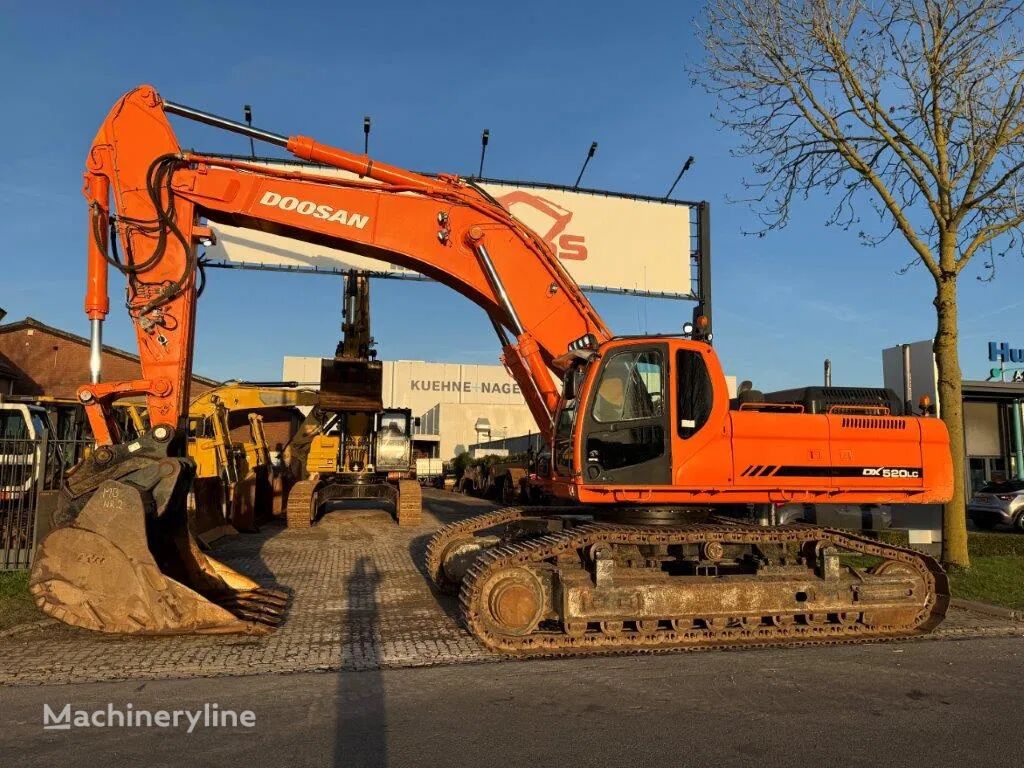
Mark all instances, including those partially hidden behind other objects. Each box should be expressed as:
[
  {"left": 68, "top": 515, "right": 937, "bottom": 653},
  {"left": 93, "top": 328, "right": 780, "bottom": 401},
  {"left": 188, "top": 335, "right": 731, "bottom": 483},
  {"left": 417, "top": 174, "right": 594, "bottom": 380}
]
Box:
[
  {"left": 225, "top": 408, "right": 305, "bottom": 456},
  {"left": 0, "top": 316, "right": 219, "bottom": 400}
]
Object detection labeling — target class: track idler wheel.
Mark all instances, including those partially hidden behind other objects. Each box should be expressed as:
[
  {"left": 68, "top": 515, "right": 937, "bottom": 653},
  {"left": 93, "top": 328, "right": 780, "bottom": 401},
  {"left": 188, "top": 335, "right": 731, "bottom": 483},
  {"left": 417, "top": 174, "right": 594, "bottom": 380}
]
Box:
[
  {"left": 478, "top": 567, "right": 545, "bottom": 637},
  {"left": 861, "top": 561, "right": 922, "bottom": 629}
]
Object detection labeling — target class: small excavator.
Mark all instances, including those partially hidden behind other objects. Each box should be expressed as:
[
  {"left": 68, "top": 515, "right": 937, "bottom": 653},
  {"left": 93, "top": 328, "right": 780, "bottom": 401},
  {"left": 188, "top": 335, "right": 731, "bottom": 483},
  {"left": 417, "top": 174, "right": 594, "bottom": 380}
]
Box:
[
  {"left": 284, "top": 270, "right": 421, "bottom": 529},
  {"left": 29, "top": 86, "right": 953, "bottom": 651}
]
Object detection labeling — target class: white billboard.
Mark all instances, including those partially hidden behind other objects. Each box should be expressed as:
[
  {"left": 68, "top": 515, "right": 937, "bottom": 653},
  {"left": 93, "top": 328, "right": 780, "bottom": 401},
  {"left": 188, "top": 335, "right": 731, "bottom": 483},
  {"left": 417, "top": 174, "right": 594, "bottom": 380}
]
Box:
[
  {"left": 202, "top": 161, "right": 693, "bottom": 297},
  {"left": 480, "top": 182, "right": 691, "bottom": 297}
]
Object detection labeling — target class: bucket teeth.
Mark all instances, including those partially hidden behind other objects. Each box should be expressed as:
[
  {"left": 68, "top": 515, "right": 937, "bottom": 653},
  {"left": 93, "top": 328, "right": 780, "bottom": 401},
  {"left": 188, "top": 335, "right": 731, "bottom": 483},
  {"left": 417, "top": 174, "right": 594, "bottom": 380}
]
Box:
[
  {"left": 209, "top": 591, "right": 290, "bottom": 617},
  {"left": 239, "top": 620, "right": 276, "bottom": 635},
  {"left": 206, "top": 588, "right": 289, "bottom": 608},
  {"left": 230, "top": 607, "right": 286, "bottom": 627},
  {"left": 256, "top": 587, "right": 290, "bottom": 602}
]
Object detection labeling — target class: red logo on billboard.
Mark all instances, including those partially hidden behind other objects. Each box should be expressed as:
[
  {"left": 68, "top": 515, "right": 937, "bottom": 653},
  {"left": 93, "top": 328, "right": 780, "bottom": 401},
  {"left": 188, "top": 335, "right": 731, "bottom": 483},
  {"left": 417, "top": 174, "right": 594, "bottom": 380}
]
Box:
[{"left": 495, "top": 191, "right": 588, "bottom": 261}]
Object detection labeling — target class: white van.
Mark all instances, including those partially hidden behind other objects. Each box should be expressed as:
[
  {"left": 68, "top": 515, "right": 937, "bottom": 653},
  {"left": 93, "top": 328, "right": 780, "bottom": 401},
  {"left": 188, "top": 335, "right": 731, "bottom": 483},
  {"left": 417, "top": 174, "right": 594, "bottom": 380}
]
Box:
[{"left": 0, "top": 402, "right": 52, "bottom": 504}]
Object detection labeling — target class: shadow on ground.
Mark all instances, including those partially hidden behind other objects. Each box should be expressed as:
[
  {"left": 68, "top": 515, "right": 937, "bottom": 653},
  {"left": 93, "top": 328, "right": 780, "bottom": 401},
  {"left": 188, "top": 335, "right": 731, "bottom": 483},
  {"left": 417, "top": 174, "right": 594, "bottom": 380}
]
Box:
[
  {"left": 334, "top": 555, "right": 387, "bottom": 767},
  {"left": 406, "top": 490, "right": 498, "bottom": 622}
]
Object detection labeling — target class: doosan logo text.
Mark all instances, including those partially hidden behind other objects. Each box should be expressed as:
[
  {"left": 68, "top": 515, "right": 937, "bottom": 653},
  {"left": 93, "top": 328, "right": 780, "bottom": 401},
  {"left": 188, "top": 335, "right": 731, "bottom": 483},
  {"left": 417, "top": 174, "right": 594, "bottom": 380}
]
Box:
[{"left": 258, "top": 191, "right": 370, "bottom": 229}]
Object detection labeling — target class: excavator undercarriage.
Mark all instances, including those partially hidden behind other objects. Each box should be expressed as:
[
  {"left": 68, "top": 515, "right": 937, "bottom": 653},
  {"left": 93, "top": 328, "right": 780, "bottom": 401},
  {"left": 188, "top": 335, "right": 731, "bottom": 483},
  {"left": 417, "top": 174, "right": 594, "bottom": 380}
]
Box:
[
  {"left": 284, "top": 475, "right": 421, "bottom": 529},
  {"left": 427, "top": 508, "right": 948, "bottom": 655}
]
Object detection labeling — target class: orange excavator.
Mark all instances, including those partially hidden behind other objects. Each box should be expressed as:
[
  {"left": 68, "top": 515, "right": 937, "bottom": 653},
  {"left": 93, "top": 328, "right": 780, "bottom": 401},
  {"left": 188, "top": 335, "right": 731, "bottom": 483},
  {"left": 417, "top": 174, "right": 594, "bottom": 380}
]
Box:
[{"left": 30, "top": 86, "right": 953, "bottom": 651}]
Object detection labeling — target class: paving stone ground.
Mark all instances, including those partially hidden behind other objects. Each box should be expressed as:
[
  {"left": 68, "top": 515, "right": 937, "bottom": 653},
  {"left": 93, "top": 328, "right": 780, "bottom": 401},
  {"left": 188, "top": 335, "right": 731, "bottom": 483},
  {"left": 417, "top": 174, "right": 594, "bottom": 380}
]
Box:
[{"left": 1, "top": 489, "right": 1021, "bottom": 687}]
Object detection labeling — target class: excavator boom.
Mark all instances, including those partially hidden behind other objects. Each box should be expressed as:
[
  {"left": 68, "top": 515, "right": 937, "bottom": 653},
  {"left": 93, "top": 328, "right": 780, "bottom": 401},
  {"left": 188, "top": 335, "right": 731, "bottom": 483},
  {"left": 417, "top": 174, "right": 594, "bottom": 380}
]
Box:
[{"left": 79, "top": 86, "right": 609, "bottom": 447}]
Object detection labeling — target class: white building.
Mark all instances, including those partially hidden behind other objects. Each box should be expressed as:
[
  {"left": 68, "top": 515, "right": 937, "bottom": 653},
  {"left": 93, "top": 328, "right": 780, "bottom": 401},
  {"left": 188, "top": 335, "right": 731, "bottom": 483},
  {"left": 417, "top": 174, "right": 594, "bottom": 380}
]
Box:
[{"left": 283, "top": 357, "right": 537, "bottom": 459}]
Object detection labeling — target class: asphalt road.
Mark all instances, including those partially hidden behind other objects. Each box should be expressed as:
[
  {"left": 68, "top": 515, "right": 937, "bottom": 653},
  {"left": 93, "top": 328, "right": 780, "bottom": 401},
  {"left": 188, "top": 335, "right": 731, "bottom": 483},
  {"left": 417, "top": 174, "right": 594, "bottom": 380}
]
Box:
[{"left": 2, "top": 636, "right": 1022, "bottom": 768}]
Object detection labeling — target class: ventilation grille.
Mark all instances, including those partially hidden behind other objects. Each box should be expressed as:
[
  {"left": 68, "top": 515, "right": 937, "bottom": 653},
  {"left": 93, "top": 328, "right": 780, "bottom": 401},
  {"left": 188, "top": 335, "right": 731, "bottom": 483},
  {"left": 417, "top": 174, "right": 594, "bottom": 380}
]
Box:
[{"left": 841, "top": 416, "right": 906, "bottom": 430}]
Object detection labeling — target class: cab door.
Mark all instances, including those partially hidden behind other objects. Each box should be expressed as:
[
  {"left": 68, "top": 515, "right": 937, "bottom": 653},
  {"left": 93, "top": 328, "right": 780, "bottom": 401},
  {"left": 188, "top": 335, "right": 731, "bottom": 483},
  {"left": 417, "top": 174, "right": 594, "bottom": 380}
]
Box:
[{"left": 580, "top": 344, "right": 672, "bottom": 485}]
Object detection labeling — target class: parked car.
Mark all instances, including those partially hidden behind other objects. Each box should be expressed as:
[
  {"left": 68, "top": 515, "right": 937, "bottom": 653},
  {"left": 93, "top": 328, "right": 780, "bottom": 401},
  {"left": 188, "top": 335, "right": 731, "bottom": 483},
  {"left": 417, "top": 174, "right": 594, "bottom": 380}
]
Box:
[{"left": 967, "top": 479, "right": 1024, "bottom": 531}]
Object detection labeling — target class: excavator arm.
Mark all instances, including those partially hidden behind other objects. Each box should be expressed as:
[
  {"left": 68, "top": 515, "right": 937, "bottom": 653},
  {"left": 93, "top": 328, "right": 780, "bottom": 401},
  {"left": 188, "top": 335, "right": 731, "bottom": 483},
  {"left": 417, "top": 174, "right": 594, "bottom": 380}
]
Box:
[{"left": 81, "top": 85, "right": 609, "bottom": 446}]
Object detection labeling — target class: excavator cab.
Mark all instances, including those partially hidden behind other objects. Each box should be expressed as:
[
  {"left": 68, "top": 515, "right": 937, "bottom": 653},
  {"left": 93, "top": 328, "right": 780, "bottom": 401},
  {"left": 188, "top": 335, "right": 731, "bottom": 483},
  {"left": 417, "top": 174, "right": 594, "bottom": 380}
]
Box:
[
  {"left": 580, "top": 343, "right": 671, "bottom": 486},
  {"left": 554, "top": 333, "right": 946, "bottom": 514},
  {"left": 554, "top": 339, "right": 685, "bottom": 489}
]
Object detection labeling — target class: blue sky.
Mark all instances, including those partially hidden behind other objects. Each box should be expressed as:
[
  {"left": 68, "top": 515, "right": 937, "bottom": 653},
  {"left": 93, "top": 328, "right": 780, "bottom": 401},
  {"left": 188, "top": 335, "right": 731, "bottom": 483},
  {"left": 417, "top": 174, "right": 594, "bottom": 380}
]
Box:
[{"left": 2, "top": 1, "right": 1021, "bottom": 390}]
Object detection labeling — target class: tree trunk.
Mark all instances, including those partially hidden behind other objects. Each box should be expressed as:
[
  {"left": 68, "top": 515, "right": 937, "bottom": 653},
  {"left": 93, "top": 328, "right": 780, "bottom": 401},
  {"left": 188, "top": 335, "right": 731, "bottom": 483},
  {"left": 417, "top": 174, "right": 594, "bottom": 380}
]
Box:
[{"left": 933, "top": 274, "right": 969, "bottom": 568}]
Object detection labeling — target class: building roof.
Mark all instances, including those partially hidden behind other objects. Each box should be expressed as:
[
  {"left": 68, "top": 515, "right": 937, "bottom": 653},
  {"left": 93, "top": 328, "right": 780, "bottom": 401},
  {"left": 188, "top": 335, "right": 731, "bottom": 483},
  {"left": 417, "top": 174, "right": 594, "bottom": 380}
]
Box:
[
  {"left": 0, "top": 317, "right": 221, "bottom": 387},
  {"left": 963, "top": 379, "right": 1024, "bottom": 402}
]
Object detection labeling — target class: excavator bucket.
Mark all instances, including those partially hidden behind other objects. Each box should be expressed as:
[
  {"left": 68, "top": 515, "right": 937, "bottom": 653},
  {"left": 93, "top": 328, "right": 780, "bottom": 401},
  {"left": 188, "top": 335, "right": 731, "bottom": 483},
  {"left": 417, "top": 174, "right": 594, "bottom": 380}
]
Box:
[{"left": 29, "top": 427, "right": 288, "bottom": 635}]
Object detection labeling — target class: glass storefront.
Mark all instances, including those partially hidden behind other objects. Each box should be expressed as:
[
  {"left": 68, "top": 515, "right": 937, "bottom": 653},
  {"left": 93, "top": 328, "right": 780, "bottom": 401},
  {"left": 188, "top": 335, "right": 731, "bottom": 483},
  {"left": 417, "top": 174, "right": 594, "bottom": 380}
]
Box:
[{"left": 963, "top": 381, "right": 1024, "bottom": 496}]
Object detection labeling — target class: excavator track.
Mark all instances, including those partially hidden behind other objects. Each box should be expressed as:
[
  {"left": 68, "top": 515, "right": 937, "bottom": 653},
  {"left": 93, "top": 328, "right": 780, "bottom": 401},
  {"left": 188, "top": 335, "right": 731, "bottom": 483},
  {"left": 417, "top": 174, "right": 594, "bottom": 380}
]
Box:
[
  {"left": 285, "top": 479, "right": 318, "bottom": 529},
  {"left": 396, "top": 479, "right": 423, "bottom": 527},
  {"left": 426, "top": 506, "right": 537, "bottom": 592},
  {"left": 428, "top": 510, "right": 949, "bottom": 657}
]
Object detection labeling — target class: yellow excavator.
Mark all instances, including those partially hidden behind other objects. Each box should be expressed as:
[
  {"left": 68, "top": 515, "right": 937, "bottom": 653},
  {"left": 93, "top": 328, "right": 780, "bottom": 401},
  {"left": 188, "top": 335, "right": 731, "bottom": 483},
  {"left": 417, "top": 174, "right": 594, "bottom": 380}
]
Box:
[{"left": 187, "top": 383, "right": 317, "bottom": 534}]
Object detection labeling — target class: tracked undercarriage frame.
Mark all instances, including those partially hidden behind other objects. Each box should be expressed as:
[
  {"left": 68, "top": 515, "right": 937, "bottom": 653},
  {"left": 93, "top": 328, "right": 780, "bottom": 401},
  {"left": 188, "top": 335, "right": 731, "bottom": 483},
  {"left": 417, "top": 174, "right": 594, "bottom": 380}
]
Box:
[
  {"left": 427, "top": 508, "right": 949, "bottom": 656},
  {"left": 285, "top": 475, "right": 422, "bottom": 529}
]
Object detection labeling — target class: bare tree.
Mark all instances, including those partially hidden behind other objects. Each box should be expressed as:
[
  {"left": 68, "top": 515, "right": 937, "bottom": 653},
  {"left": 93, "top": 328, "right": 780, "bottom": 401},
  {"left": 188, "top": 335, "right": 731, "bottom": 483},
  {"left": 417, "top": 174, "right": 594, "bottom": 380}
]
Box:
[{"left": 696, "top": 0, "right": 1024, "bottom": 568}]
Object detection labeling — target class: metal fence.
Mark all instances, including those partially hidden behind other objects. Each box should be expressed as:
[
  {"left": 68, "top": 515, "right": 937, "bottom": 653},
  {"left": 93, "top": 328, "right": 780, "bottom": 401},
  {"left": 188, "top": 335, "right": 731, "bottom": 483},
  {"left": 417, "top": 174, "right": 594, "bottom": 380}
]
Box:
[{"left": 0, "top": 436, "right": 90, "bottom": 570}]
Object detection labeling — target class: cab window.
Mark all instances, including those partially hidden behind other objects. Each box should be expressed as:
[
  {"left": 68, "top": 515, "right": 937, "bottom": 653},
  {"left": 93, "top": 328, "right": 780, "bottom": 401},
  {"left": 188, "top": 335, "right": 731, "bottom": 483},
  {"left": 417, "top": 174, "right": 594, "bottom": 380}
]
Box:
[
  {"left": 379, "top": 412, "right": 408, "bottom": 436},
  {"left": 676, "top": 349, "right": 712, "bottom": 439},
  {"left": 591, "top": 350, "right": 663, "bottom": 423},
  {"left": 0, "top": 411, "right": 30, "bottom": 440}
]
